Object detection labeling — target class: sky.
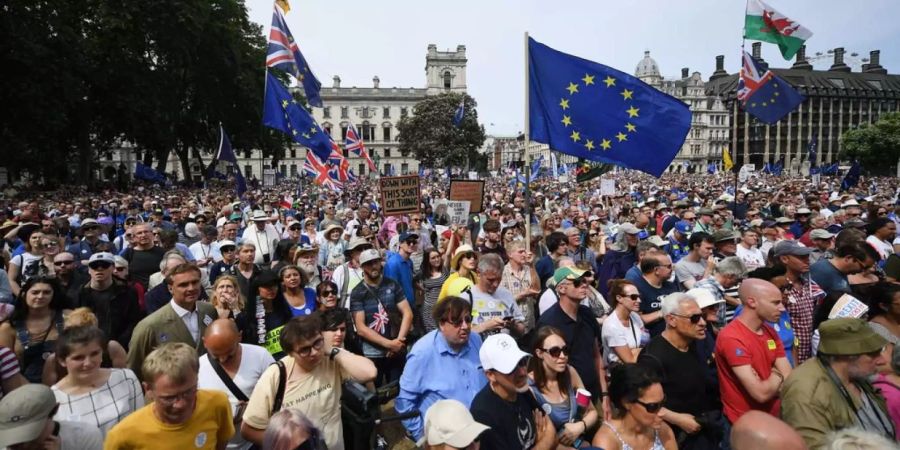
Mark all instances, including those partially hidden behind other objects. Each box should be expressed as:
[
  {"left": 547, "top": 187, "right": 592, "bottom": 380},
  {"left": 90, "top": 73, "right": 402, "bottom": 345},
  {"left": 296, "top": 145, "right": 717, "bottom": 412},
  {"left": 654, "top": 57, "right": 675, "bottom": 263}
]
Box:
[{"left": 246, "top": 0, "right": 900, "bottom": 136}]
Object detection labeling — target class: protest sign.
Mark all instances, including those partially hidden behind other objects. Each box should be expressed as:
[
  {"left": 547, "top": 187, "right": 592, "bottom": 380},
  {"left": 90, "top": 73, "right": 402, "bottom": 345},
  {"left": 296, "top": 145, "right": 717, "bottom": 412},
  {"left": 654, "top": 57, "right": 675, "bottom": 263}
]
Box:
[
  {"left": 379, "top": 175, "right": 421, "bottom": 216},
  {"left": 600, "top": 178, "right": 615, "bottom": 196},
  {"left": 448, "top": 179, "right": 485, "bottom": 213},
  {"left": 433, "top": 199, "right": 470, "bottom": 226}
]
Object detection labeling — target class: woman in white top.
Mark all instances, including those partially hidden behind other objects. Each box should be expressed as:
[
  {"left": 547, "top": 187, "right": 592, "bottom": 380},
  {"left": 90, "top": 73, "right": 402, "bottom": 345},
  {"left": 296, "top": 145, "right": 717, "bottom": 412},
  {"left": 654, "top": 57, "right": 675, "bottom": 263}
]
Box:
[
  {"left": 51, "top": 325, "right": 143, "bottom": 435},
  {"left": 866, "top": 218, "right": 896, "bottom": 261},
  {"left": 601, "top": 279, "right": 650, "bottom": 365},
  {"left": 7, "top": 229, "right": 47, "bottom": 296}
]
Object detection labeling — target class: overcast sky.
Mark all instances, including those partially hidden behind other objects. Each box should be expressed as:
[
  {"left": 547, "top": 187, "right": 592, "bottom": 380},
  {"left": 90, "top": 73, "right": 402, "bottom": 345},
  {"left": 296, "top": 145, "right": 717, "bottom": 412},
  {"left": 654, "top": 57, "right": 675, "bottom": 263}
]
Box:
[{"left": 246, "top": 0, "right": 900, "bottom": 136}]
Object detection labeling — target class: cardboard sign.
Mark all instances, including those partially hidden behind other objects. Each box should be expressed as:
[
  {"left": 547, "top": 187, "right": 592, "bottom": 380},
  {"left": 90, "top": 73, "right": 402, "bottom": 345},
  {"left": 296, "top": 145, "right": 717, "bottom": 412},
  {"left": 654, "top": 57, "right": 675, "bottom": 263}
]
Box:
[
  {"left": 468, "top": 171, "right": 478, "bottom": 180},
  {"left": 600, "top": 178, "right": 616, "bottom": 196},
  {"left": 434, "top": 199, "right": 470, "bottom": 226},
  {"left": 449, "top": 179, "right": 485, "bottom": 213},
  {"left": 379, "top": 175, "right": 421, "bottom": 216}
]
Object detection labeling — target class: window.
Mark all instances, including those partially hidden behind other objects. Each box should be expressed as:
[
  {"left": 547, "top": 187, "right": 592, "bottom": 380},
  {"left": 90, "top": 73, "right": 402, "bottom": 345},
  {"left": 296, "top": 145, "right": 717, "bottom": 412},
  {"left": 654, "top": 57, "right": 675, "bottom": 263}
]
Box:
[
  {"left": 383, "top": 126, "right": 391, "bottom": 141},
  {"left": 290, "top": 149, "right": 296, "bottom": 158},
  {"left": 358, "top": 163, "right": 366, "bottom": 175},
  {"left": 362, "top": 107, "right": 370, "bottom": 118},
  {"left": 384, "top": 163, "right": 391, "bottom": 174},
  {"left": 106, "top": 152, "right": 113, "bottom": 161},
  {"left": 324, "top": 126, "right": 332, "bottom": 139},
  {"left": 383, "top": 107, "right": 390, "bottom": 118},
  {"left": 361, "top": 121, "right": 372, "bottom": 140},
  {"left": 385, "top": 148, "right": 392, "bottom": 158},
  {"left": 401, "top": 107, "right": 408, "bottom": 118},
  {"left": 444, "top": 71, "right": 452, "bottom": 90},
  {"left": 135, "top": 150, "right": 142, "bottom": 161},
  {"left": 401, "top": 163, "right": 409, "bottom": 174},
  {"left": 244, "top": 165, "right": 253, "bottom": 178},
  {"left": 828, "top": 78, "right": 845, "bottom": 88},
  {"left": 280, "top": 164, "right": 287, "bottom": 175},
  {"left": 341, "top": 106, "right": 349, "bottom": 118},
  {"left": 290, "top": 164, "right": 298, "bottom": 177},
  {"left": 341, "top": 126, "right": 348, "bottom": 140},
  {"left": 323, "top": 107, "right": 331, "bottom": 118}
]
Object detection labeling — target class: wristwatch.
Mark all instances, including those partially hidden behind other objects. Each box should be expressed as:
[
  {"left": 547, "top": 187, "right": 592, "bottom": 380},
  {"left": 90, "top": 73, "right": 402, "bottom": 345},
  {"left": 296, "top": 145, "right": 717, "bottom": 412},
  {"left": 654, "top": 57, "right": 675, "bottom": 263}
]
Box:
[{"left": 329, "top": 347, "right": 341, "bottom": 361}]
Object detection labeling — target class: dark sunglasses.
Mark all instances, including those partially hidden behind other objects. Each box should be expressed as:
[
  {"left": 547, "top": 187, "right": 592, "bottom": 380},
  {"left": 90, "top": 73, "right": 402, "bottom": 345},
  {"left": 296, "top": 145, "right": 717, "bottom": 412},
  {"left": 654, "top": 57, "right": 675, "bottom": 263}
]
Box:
[
  {"left": 541, "top": 345, "right": 569, "bottom": 358},
  {"left": 89, "top": 262, "right": 113, "bottom": 270},
  {"left": 289, "top": 226, "right": 302, "bottom": 231},
  {"left": 320, "top": 290, "right": 336, "bottom": 297},
  {"left": 54, "top": 260, "right": 75, "bottom": 266},
  {"left": 444, "top": 315, "right": 474, "bottom": 328},
  {"left": 619, "top": 293, "right": 640, "bottom": 301},
  {"left": 636, "top": 397, "right": 666, "bottom": 413},
  {"left": 114, "top": 267, "right": 127, "bottom": 272},
  {"left": 462, "top": 252, "right": 476, "bottom": 259},
  {"left": 671, "top": 313, "right": 703, "bottom": 324}
]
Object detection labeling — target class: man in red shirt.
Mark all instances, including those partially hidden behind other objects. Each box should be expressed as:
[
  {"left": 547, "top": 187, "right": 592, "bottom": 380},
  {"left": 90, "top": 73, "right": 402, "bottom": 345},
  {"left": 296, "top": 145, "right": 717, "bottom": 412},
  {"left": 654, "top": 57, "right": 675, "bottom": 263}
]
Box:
[{"left": 715, "top": 279, "right": 793, "bottom": 424}]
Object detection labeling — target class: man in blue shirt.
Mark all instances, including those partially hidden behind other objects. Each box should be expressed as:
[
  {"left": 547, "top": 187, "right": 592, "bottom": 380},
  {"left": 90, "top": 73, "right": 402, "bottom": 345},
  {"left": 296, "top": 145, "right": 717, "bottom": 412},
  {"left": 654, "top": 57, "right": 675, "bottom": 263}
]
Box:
[
  {"left": 384, "top": 232, "right": 417, "bottom": 304},
  {"left": 810, "top": 240, "right": 878, "bottom": 297},
  {"left": 396, "top": 296, "right": 487, "bottom": 441}
]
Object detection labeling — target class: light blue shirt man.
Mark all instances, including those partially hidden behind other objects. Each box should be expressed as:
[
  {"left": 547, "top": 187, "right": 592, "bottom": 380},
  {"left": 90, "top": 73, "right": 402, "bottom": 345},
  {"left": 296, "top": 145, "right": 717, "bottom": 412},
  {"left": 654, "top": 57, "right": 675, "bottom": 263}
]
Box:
[{"left": 395, "top": 327, "right": 487, "bottom": 441}]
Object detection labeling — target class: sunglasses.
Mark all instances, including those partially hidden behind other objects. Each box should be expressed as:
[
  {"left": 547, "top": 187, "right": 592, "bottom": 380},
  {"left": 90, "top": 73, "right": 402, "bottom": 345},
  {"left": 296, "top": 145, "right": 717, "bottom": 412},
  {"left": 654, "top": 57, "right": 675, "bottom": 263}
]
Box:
[
  {"left": 563, "top": 277, "right": 586, "bottom": 287},
  {"left": 541, "top": 345, "right": 569, "bottom": 358},
  {"left": 320, "top": 290, "right": 336, "bottom": 297},
  {"left": 619, "top": 293, "right": 641, "bottom": 301},
  {"left": 89, "top": 262, "right": 113, "bottom": 270},
  {"left": 670, "top": 312, "right": 703, "bottom": 324},
  {"left": 636, "top": 397, "right": 666, "bottom": 413},
  {"left": 462, "top": 252, "right": 476, "bottom": 259},
  {"left": 444, "top": 315, "right": 474, "bottom": 328},
  {"left": 115, "top": 267, "right": 127, "bottom": 272},
  {"left": 54, "top": 260, "right": 75, "bottom": 266},
  {"left": 289, "top": 226, "right": 302, "bottom": 231}
]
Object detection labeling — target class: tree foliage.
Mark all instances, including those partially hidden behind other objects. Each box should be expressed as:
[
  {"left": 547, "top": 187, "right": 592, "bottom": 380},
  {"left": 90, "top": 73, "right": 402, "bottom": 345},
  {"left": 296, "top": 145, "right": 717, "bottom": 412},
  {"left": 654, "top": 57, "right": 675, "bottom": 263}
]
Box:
[
  {"left": 840, "top": 112, "right": 900, "bottom": 175},
  {"left": 397, "top": 93, "right": 486, "bottom": 170},
  {"left": 0, "top": 0, "right": 287, "bottom": 187}
]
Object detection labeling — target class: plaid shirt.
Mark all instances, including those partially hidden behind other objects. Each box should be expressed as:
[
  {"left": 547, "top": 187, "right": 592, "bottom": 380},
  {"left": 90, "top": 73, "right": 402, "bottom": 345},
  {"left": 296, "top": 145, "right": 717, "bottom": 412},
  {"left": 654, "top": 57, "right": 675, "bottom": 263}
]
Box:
[{"left": 786, "top": 276, "right": 826, "bottom": 364}]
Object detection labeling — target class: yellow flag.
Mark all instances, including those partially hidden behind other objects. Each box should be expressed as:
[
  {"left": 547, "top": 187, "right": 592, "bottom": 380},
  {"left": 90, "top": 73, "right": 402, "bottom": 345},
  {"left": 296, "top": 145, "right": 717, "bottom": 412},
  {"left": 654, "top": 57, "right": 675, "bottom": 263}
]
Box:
[
  {"left": 276, "top": 0, "right": 290, "bottom": 13},
  {"left": 723, "top": 147, "right": 734, "bottom": 172}
]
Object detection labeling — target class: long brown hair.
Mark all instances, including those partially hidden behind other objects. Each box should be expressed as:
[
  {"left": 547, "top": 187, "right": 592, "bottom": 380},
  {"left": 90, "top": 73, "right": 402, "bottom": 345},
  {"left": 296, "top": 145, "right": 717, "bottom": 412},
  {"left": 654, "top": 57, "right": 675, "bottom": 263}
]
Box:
[{"left": 529, "top": 326, "right": 572, "bottom": 396}]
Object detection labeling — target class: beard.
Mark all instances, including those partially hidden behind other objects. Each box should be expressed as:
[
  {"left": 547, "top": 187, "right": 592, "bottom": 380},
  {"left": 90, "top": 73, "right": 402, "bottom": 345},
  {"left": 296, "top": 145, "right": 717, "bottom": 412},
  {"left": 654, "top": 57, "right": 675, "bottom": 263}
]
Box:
[{"left": 298, "top": 260, "right": 318, "bottom": 279}]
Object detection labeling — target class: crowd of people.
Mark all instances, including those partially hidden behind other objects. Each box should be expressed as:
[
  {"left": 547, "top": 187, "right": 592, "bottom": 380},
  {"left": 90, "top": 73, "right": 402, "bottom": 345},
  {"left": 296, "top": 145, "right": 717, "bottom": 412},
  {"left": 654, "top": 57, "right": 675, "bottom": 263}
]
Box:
[{"left": 1, "top": 169, "right": 900, "bottom": 449}]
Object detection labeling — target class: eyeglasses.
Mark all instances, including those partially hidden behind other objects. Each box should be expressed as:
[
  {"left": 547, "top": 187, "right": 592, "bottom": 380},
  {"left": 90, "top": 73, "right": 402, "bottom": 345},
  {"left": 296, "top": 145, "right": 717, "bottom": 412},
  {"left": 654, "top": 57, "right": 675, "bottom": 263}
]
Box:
[
  {"left": 295, "top": 337, "right": 324, "bottom": 357},
  {"left": 541, "top": 345, "right": 569, "bottom": 358},
  {"left": 619, "top": 294, "right": 641, "bottom": 301},
  {"left": 444, "top": 315, "right": 474, "bottom": 328},
  {"left": 54, "top": 260, "right": 75, "bottom": 266},
  {"left": 89, "top": 262, "right": 113, "bottom": 270},
  {"left": 320, "top": 290, "right": 336, "bottom": 297},
  {"left": 635, "top": 397, "right": 666, "bottom": 413},
  {"left": 670, "top": 313, "right": 703, "bottom": 324},
  {"left": 155, "top": 385, "right": 198, "bottom": 406}
]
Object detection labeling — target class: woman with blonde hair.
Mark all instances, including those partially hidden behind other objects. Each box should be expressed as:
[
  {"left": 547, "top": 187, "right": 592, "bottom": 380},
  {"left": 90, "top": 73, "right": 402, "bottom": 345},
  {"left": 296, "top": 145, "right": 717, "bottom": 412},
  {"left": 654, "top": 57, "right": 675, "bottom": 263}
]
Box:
[
  {"left": 42, "top": 307, "right": 128, "bottom": 385},
  {"left": 39, "top": 235, "right": 62, "bottom": 277},
  {"left": 209, "top": 275, "right": 248, "bottom": 329}
]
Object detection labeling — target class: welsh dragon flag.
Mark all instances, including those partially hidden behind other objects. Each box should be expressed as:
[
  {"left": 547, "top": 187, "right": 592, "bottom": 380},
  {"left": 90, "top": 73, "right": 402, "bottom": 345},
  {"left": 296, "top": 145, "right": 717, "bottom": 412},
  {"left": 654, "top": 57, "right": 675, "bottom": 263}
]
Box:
[{"left": 744, "top": 0, "right": 813, "bottom": 60}]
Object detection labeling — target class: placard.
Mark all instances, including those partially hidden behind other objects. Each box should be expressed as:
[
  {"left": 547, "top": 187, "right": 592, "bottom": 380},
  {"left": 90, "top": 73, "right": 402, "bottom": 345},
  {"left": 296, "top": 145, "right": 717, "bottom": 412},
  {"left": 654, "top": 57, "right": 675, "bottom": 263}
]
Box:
[
  {"left": 433, "top": 200, "right": 470, "bottom": 226},
  {"left": 263, "top": 168, "right": 276, "bottom": 187},
  {"left": 468, "top": 171, "right": 478, "bottom": 180},
  {"left": 449, "top": 179, "right": 486, "bottom": 213},
  {"left": 379, "top": 175, "right": 421, "bottom": 216},
  {"left": 600, "top": 178, "right": 616, "bottom": 196}
]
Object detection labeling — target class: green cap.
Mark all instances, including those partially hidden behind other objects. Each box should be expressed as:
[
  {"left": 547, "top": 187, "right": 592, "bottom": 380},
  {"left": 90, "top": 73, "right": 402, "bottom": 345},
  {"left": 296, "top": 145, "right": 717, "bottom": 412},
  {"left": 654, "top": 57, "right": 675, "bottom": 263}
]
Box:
[
  {"left": 553, "top": 267, "right": 586, "bottom": 285},
  {"left": 818, "top": 318, "right": 887, "bottom": 356}
]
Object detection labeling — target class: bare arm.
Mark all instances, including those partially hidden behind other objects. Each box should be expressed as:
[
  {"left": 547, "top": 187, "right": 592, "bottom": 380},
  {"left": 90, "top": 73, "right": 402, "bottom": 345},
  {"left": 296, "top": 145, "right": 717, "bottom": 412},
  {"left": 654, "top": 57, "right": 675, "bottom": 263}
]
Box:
[
  {"left": 240, "top": 423, "right": 265, "bottom": 446},
  {"left": 352, "top": 311, "right": 395, "bottom": 349},
  {"left": 7, "top": 264, "right": 20, "bottom": 297},
  {"left": 611, "top": 346, "right": 637, "bottom": 364},
  {"left": 732, "top": 364, "right": 784, "bottom": 403},
  {"left": 396, "top": 300, "right": 413, "bottom": 342},
  {"left": 334, "top": 348, "right": 377, "bottom": 382}
]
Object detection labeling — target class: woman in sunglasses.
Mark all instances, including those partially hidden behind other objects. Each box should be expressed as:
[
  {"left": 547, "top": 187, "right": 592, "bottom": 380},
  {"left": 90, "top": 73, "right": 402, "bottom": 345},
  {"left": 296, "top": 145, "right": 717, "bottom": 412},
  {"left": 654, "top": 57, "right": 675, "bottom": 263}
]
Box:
[
  {"left": 602, "top": 280, "right": 650, "bottom": 365},
  {"left": 593, "top": 363, "right": 676, "bottom": 450},
  {"left": 529, "top": 326, "right": 599, "bottom": 448},
  {"left": 38, "top": 236, "right": 62, "bottom": 277}
]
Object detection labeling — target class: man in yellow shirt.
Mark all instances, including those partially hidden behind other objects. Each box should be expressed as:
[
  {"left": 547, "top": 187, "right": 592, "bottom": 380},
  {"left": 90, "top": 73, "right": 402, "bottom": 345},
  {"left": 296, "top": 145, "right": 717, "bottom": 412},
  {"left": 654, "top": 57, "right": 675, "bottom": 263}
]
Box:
[{"left": 105, "top": 343, "right": 234, "bottom": 450}]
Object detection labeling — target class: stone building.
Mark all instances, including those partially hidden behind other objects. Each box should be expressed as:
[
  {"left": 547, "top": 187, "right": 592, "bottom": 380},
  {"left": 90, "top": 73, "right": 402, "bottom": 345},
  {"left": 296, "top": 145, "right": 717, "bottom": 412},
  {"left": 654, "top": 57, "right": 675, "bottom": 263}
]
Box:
[{"left": 705, "top": 43, "right": 900, "bottom": 173}]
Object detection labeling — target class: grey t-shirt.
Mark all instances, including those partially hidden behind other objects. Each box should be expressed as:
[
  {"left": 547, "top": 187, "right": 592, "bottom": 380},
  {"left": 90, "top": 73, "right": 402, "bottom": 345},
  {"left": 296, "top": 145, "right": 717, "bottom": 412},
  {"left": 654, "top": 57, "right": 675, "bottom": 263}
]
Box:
[
  {"left": 674, "top": 258, "right": 706, "bottom": 288},
  {"left": 58, "top": 420, "right": 104, "bottom": 450},
  {"left": 471, "top": 286, "right": 525, "bottom": 337}
]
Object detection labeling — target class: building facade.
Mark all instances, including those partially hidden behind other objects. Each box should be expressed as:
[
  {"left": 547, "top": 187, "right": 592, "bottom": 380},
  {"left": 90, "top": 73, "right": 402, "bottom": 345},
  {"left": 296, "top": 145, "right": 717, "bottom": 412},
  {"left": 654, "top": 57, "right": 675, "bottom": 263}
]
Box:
[
  {"left": 706, "top": 44, "right": 900, "bottom": 173},
  {"left": 635, "top": 51, "right": 731, "bottom": 173}
]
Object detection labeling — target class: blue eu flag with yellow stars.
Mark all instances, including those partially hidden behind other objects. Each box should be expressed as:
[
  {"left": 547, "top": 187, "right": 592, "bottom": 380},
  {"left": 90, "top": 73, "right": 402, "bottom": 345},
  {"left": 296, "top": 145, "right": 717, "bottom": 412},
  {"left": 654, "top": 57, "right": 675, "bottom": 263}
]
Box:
[
  {"left": 528, "top": 37, "right": 691, "bottom": 177},
  {"left": 262, "top": 71, "right": 332, "bottom": 161}
]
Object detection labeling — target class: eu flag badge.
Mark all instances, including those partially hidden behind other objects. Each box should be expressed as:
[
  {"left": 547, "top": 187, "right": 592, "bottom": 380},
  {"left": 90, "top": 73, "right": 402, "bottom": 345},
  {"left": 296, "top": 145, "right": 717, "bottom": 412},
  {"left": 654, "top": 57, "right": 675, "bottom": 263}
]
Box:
[{"left": 528, "top": 37, "right": 691, "bottom": 177}]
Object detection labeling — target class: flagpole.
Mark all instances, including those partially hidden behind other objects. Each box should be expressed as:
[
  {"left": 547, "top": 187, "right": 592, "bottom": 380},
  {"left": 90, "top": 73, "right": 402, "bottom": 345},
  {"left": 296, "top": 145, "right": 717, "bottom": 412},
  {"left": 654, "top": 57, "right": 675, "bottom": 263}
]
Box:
[{"left": 523, "top": 31, "right": 532, "bottom": 251}]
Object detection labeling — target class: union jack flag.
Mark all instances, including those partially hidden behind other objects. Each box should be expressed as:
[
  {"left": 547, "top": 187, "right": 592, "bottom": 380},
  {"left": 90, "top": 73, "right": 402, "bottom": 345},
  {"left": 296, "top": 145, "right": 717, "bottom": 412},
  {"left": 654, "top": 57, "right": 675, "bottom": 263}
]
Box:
[
  {"left": 327, "top": 140, "right": 357, "bottom": 183},
  {"left": 369, "top": 302, "right": 390, "bottom": 335},
  {"left": 737, "top": 51, "right": 774, "bottom": 104},
  {"left": 344, "top": 123, "right": 376, "bottom": 172},
  {"left": 303, "top": 151, "right": 342, "bottom": 191},
  {"left": 266, "top": 6, "right": 322, "bottom": 106}
]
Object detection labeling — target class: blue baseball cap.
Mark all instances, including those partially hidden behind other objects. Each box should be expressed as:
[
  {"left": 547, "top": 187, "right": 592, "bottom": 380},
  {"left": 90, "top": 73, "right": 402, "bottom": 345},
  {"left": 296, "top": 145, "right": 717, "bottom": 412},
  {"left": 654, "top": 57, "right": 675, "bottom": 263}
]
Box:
[{"left": 674, "top": 220, "right": 692, "bottom": 234}]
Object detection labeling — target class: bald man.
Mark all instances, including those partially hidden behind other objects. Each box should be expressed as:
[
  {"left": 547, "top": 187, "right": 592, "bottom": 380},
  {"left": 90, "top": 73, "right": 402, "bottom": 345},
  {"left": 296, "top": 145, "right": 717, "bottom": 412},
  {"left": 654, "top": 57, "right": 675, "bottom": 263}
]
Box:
[
  {"left": 714, "top": 279, "right": 792, "bottom": 425},
  {"left": 198, "top": 319, "right": 274, "bottom": 450},
  {"left": 731, "top": 411, "right": 806, "bottom": 450}
]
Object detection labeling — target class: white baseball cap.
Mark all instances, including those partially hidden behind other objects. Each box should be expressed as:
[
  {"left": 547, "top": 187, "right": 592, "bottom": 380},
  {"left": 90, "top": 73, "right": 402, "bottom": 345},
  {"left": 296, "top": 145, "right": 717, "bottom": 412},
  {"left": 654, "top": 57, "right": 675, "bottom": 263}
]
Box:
[
  {"left": 418, "top": 400, "right": 490, "bottom": 448},
  {"left": 686, "top": 288, "right": 723, "bottom": 310},
  {"left": 479, "top": 333, "right": 530, "bottom": 374}
]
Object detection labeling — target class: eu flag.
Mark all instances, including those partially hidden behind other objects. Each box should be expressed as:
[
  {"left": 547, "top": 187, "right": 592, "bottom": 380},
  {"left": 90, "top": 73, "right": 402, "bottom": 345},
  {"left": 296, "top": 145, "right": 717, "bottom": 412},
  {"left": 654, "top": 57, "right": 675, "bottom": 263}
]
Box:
[
  {"left": 210, "top": 124, "right": 247, "bottom": 198},
  {"left": 262, "top": 72, "right": 332, "bottom": 161},
  {"left": 528, "top": 37, "right": 691, "bottom": 177},
  {"left": 739, "top": 51, "right": 804, "bottom": 124},
  {"left": 841, "top": 161, "right": 861, "bottom": 190}
]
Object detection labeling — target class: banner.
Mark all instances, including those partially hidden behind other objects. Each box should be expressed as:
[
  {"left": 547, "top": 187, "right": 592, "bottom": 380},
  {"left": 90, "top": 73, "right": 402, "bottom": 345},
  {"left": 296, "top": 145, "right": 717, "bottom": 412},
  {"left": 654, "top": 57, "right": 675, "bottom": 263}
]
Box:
[
  {"left": 379, "top": 175, "right": 421, "bottom": 216},
  {"left": 449, "top": 179, "right": 486, "bottom": 213},
  {"left": 433, "top": 200, "right": 470, "bottom": 227},
  {"left": 600, "top": 178, "right": 616, "bottom": 196}
]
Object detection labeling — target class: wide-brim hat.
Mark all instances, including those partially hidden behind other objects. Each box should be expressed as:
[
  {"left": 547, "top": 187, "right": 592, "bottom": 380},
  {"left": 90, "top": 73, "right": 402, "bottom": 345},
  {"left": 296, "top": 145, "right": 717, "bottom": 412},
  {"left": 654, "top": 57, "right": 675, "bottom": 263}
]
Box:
[
  {"left": 250, "top": 210, "right": 268, "bottom": 221},
  {"left": 818, "top": 318, "right": 886, "bottom": 356},
  {"left": 451, "top": 245, "right": 477, "bottom": 271},
  {"left": 345, "top": 236, "right": 373, "bottom": 254},
  {"left": 323, "top": 223, "right": 344, "bottom": 236}
]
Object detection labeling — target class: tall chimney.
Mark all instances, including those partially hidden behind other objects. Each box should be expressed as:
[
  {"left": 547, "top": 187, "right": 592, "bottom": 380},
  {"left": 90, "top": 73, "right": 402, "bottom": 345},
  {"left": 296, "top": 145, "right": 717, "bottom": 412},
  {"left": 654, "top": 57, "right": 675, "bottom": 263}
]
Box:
[
  {"left": 829, "top": 47, "right": 851, "bottom": 72},
  {"left": 332, "top": 75, "right": 341, "bottom": 88},
  {"left": 751, "top": 42, "right": 768, "bottom": 70},
  {"left": 681, "top": 67, "right": 689, "bottom": 78},
  {"left": 791, "top": 45, "right": 813, "bottom": 70},
  {"left": 373, "top": 76, "right": 380, "bottom": 89},
  {"left": 865, "top": 50, "right": 887, "bottom": 74},
  {"left": 710, "top": 55, "right": 728, "bottom": 81}
]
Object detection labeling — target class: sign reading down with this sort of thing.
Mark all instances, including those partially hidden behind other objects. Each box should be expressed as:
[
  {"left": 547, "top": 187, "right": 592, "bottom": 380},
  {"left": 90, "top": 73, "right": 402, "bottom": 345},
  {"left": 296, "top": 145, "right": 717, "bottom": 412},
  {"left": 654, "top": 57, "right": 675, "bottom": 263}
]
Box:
[{"left": 379, "top": 175, "right": 421, "bottom": 216}]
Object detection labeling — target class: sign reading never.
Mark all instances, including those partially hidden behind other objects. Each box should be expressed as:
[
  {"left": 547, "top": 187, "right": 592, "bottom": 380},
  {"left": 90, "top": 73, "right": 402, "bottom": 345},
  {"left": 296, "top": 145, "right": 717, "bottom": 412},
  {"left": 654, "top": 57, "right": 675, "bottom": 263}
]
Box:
[{"left": 379, "top": 175, "right": 421, "bottom": 216}]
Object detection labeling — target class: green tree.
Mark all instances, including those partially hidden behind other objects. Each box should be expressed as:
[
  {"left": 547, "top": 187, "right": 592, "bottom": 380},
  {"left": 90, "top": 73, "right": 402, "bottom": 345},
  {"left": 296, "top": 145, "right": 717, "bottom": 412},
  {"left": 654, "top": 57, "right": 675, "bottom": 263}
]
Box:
[
  {"left": 397, "top": 93, "right": 486, "bottom": 169},
  {"left": 840, "top": 112, "right": 900, "bottom": 174}
]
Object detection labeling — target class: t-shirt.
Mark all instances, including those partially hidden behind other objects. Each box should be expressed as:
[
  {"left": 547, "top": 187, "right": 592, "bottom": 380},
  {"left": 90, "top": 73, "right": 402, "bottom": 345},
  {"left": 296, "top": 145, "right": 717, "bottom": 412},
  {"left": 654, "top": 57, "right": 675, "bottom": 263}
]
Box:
[
  {"left": 714, "top": 319, "right": 786, "bottom": 423},
  {"left": 127, "top": 247, "right": 166, "bottom": 288},
  {"left": 58, "top": 420, "right": 104, "bottom": 450},
  {"left": 867, "top": 235, "right": 893, "bottom": 261},
  {"left": 809, "top": 259, "right": 851, "bottom": 296},
  {"left": 198, "top": 345, "right": 275, "bottom": 450},
  {"left": 674, "top": 258, "right": 706, "bottom": 289},
  {"left": 349, "top": 277, "right": 408, "bottom": 358},
  {"left": 639, "top": 336, "right": 713, "bottom": 420},
  {"left": 601, "top": 312, "right": 649, "bottom": 364},
  {"left": 243, "top": 355, "right": 347, "bottom": 450},
  {"left": 631, "top": 276, "right": 680, "bottom": 337},
  {"left": 470, "top": 285, "right": 525, "bottom": 338},
  {"left": 736, "top": 245, "right": 765, "bottom": 271},
  {"left": 469, "top": 385, "right": 538, "bottom": 450},
  {"left": 537, "top": 304, "right": 603, "bottom": 398},
  {"left": 104, "top": 390, "right": 234, "bottom": 450},
  {"left": 53, "top": 368, "right": 144, "bottom": 436}
]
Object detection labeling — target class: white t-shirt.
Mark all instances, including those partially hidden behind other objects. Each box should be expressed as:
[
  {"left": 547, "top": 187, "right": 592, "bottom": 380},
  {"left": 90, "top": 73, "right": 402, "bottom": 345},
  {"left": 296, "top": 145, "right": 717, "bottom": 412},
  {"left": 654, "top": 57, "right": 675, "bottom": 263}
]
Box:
[
  {"left": 198, "top": 344, "right": 275, "bottom": 450},
  {"left": 868, "top": 235, "right": 894, "bottom": 260},
  {"left": 538, "top": 288, "right": 559, "bottom": 315},
  {"left": 601, "top": 312, "right": 649, "bottom": 365},
  {"left": 736, "top": 245, "right": 766, "bottom": 271}
]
